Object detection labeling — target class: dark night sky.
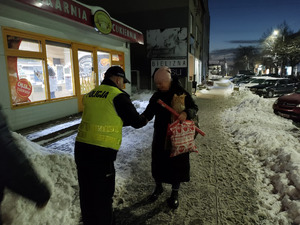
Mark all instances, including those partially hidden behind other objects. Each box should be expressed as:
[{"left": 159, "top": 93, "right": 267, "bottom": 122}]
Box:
[{"left": 209, "top": 0, "right": 300, "bottom": 53}]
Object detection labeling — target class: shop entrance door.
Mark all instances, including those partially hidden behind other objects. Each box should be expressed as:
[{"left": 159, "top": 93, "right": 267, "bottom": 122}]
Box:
[{"left": 74, "top": 46, "right": 97, "bottom": 111}]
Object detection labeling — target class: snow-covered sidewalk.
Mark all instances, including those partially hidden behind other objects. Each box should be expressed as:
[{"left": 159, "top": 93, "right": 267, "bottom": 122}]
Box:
[{"left": 1, "top": 90, "right": 300, "bottom": 224}]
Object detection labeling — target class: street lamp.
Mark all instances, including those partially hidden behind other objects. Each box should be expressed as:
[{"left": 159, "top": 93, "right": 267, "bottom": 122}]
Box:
[{"left": 273, "top": 30, "right": 279, "bottom": 37}]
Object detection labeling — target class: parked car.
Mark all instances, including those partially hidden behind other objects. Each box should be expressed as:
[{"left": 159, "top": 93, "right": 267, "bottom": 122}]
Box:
[
  {"left": 229, "top": 74, "right": 243, "bottom": 83},
  {"left": 250, "top": 78, "right": 283, "bottom": 96},
  {"left": 273, "top": 88, "right": 300, "bottom": 122},
  {"left": 251, "top": 78, "right": 299, "bottom": 98},
  {"left": 260, "top": 73, "right": 281, "bottom": 78},
  {"left": 239, "top": 76, "right": 274, "bottom": 89},
  {"left": 234, "top": 75, "right": 254, "bottom": 85},
  {"left": 238, "top": 70, "right": 255, "bottom": 75},
  {"left": 229, "top": 73, "right": 255, "bottom": 84}
]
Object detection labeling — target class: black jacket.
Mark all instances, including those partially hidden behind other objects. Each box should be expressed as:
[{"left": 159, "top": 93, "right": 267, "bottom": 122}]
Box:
[
  {"left": 142, "top": 81, "right": 198, "bottom": 183},
  {"left": 0, "top": 106, "right": 51, "bottom": 205},
  {"left": 102, "top": 78, "right": 147, "bottom": 128}
]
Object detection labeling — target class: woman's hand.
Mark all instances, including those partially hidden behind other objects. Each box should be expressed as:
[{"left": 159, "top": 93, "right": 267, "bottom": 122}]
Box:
[{"left": 178, "top": 111, "right": 187, "bottom": 123}]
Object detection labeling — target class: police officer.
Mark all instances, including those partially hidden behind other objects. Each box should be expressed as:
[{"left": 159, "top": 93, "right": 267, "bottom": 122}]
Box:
[{"left": 74, "top": 66, "right": 147, "bottom": 225}]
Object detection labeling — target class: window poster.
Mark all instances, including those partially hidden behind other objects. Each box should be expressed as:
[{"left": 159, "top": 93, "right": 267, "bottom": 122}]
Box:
[
  {"left": 7, "top": 36, "right": 31, "bottom": 104},
  {"left": 146, "top": 27, "right": 187, "bottom": 58}
]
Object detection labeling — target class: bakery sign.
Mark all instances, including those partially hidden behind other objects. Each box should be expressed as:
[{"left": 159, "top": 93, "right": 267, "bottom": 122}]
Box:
[
  {"left": 15, "top": 0, "right": 144, "bottom": 44},
  {"left": 15, "top": 0, "right": 92, "bottom": 26}
]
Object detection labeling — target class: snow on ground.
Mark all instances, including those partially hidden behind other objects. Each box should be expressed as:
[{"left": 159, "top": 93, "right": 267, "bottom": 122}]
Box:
[
  {"left": 1, "top": 87, "right": 300, "bottom": 224},
  {"left": 200, "top": 78, "right": 234, "bottom": 97},
  {"left": 1, "top": 134, "right": 80, "bottom": 225},
  {"left": 221, "top": 90, "right": 300, "bottom": 224}
]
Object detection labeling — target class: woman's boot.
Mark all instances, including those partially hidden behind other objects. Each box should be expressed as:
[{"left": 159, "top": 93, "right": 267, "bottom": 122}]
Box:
[{"left": 167, "top": 190, "right": 179, "bottom": 209}]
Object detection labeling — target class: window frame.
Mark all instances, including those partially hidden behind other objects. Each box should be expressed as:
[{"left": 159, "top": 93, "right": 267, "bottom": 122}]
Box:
[
  {"left": 2, "top": 27, "right": 126, "bottom": 109},
  {"left": 3, "top": 28, "right": 77, "bottom": 108}
]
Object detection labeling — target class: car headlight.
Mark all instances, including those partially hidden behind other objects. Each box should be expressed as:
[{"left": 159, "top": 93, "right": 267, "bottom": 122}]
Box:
[{"left": 296, "top": 104, "right": 300, "bottom": 108}]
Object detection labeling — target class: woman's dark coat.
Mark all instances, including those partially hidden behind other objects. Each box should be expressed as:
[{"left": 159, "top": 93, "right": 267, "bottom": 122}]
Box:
[{"left": 142, "top": 80, "right": 198, "bottom": 184}]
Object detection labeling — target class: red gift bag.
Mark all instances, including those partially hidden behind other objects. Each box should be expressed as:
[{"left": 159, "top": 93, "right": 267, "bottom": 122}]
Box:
[{"left": 167, "top": 120, "right": 198, "bottom": 157}]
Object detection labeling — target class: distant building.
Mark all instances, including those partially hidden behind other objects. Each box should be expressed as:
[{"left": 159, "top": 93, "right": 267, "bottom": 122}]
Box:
[
  {"left": 209, "top": 64, "right": 221, "bottom": 76},
  {"left": 85, "top": 0, "right": 210, "bottom": 92}
]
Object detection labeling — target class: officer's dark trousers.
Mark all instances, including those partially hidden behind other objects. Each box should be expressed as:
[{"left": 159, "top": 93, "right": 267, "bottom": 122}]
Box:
[{"left": 75, "top": 142, "right": 116, "bottom": 225}]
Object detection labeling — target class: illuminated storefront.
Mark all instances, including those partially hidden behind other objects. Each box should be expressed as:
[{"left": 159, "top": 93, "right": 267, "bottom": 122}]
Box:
[{"left": 0, "top": 0, "right": 144, "bottom": 130}]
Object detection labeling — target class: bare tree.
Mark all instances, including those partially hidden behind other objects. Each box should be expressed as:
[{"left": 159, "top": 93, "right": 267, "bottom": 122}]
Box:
[
  {"left": 260, "top": 21, "right": 297, "bottom": 76},
  {"left": 284, "top": 31, "right": 300, "bottom": 76},
  {"left": 233, "top": 46, "right": 259, "bottom": 73}
]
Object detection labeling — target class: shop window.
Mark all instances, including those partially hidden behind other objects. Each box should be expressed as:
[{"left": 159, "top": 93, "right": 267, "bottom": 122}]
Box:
[
  {"left": 6, "top": 34, "right": 45, "bottom": 105},
  {"left": 97, "top": 51, "right": 110, "bottom": 85},
  {"left": 110, "top": 52, "right": 125, "bottom": 88},
  {"left": 78, "top": 50, "right": 95, "bottom": 94},
  {"left": 7, "top": 35, "right": 41, "bottom": 52},
  {"left": 46, "top": 41, "right": 74, "bottom": 99},
  {"left": 8, "top": 57, "right": 46, "bottom": 105},
  {"left": 4, "top": 29, "right": 126, "bottom": 108},
  {"left": 5, "top": 32, "right": 77, "bottom": 106}
]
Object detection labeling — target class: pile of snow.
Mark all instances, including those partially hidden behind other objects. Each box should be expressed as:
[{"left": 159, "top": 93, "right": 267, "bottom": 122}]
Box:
[
  {"left": 2, "top": 134, "right": 80, "bottom": 225},
  {"left": 221, "top": 90, "right": 300, "bottom": 224},
  {"left": 200, "top": 78, "right": 234, "bottom": 96}
]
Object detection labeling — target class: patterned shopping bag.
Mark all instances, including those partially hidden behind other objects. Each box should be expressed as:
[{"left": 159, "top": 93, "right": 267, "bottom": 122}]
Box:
[{"left": 167, "top": 120, "right": 198, "bottom": 157}]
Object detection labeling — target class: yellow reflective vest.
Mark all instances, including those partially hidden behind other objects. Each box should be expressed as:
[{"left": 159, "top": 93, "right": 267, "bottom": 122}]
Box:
[{"left": 76, "top": 84, "right": 123, "bottom": 150}]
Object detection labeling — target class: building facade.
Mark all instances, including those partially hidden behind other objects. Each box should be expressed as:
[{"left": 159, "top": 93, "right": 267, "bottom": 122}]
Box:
[
  {"left": 84, "top": 0, "right": 210, "bottom": 92},
  {"left": 0, "top": 0, "right": 144, "bottom": 130}
]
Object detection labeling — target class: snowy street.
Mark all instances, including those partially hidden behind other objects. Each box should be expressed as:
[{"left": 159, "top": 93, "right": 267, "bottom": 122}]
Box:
[
  {"left": 2, "top": 89, "right": 300, "bottom": 224},
  {"left": 112, "top": 92, "right": 261, "bottom": 225}
]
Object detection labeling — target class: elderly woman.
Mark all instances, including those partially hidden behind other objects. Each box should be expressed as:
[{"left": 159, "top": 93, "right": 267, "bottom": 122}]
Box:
[{"left": 142, "top": 66, "right": 198, "bottom": 209}]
